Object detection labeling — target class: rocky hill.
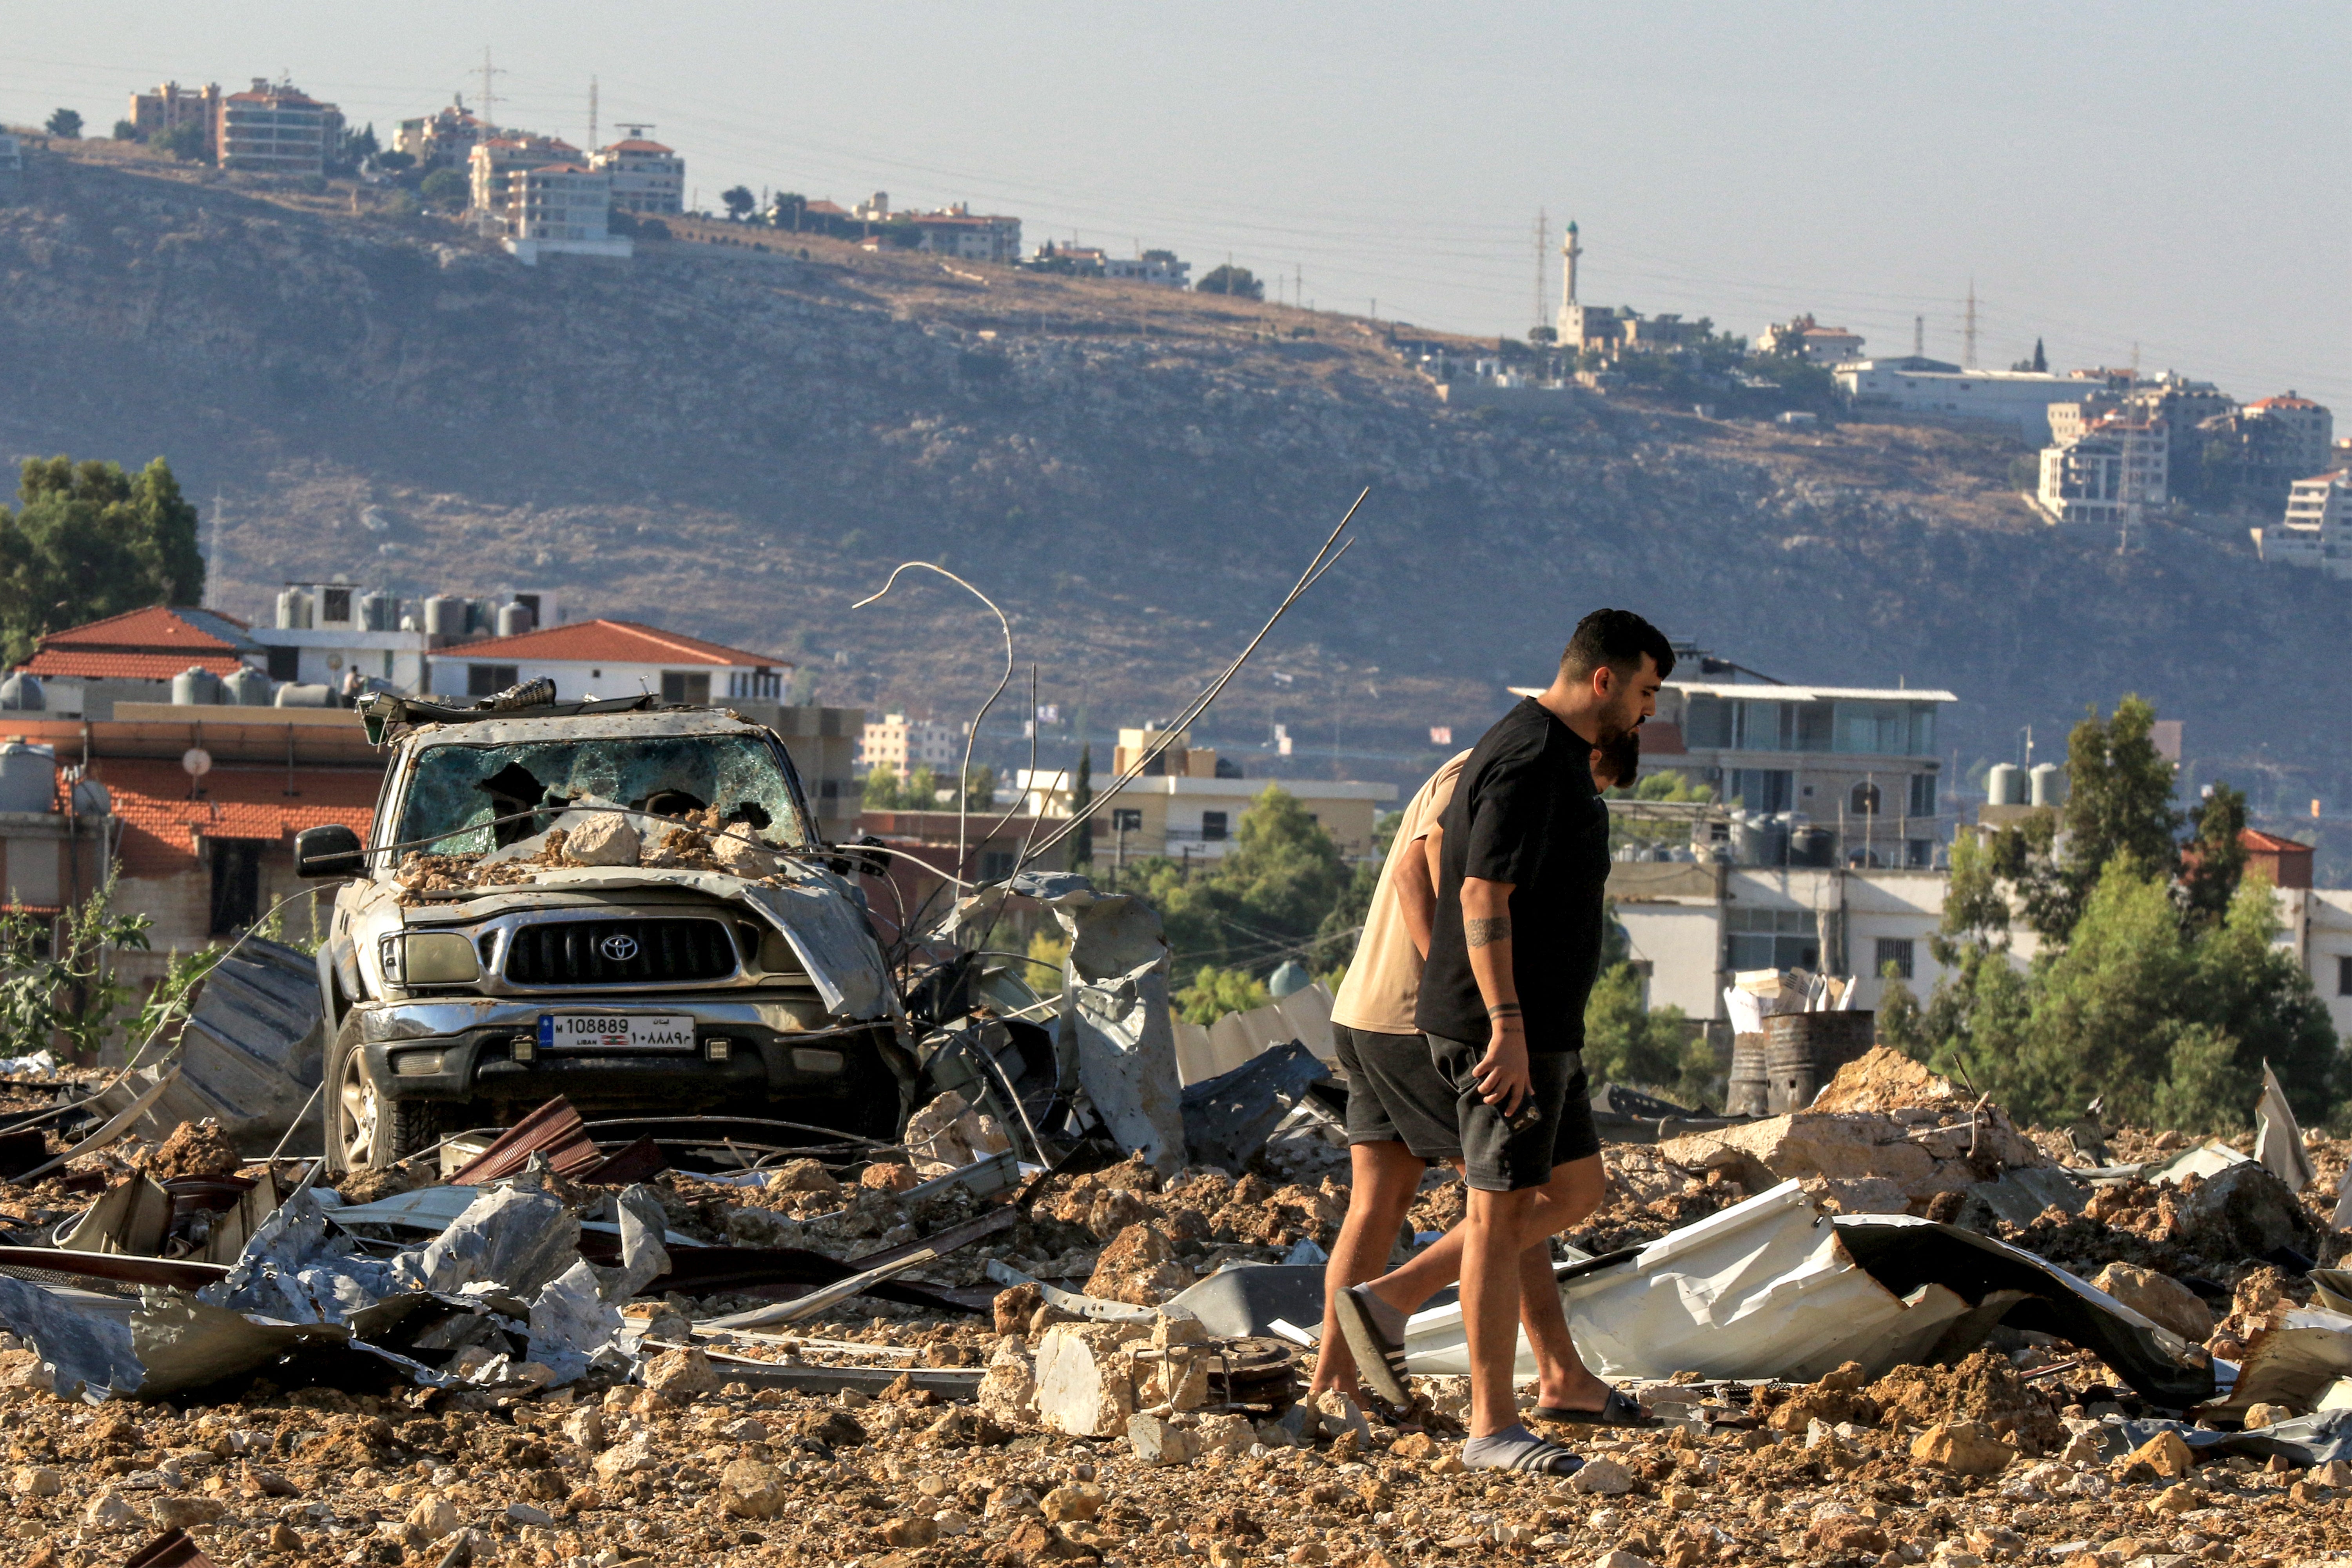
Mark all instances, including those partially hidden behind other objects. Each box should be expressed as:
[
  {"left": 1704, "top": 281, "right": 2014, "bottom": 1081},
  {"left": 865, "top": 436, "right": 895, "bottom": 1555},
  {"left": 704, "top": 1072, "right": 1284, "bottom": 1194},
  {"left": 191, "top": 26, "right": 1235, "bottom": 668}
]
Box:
[{"left": 1, "top": 138, "right": 2345, "bottom": 852}]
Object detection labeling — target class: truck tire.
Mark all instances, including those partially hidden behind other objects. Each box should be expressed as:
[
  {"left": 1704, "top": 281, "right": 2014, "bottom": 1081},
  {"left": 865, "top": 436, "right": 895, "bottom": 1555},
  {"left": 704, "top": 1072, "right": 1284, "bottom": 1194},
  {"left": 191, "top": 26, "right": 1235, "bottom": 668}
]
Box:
[{"left": 327, "top": 1020, "right": 445, "bottom": 1172}]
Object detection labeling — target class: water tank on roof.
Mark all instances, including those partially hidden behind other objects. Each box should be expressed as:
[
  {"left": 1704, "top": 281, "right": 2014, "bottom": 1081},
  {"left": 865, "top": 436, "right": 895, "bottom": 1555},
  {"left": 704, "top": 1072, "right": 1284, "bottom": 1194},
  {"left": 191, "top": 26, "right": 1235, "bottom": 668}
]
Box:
[
  {"left": 0, "top": 743, "right": 56, "bottom": 814},
  {"left": 276, "top": 588, "right": 313, "bottom": 630},
  {"left": 2029, "top": 763, "right": 2066, "bottom": 808},
  {"left": 496, "top": 601, "right": 535, "bottom": 638},
  {"left": 224, "top": 666, "right": 272, "bottom": 707},
  {"left": 0, "top": 672, "right": 43, "bottom": 712},
  {"left": 359, "top": 590, "right": 394, "bottom": 632},
  {"left": 1986, "top": 763, "right": 2022, "bottom": 807},
  {"left": 172, "top": 666, "right": 223, "bottom": 707},
  {"left": 70, "top": 777, "right": 109, "bottom": 816},
  {"left": 274, "top": 683, "right": 331, "bottom": 708},
  {"left": 423, "top": 595, "right": 462, "bottom": 637},
  {"left": 1268, "top": 960, "right": 1310, "bottom": 999},
  {"left": 1790, "top": 825, "right": 1837, "bottom": 868}
]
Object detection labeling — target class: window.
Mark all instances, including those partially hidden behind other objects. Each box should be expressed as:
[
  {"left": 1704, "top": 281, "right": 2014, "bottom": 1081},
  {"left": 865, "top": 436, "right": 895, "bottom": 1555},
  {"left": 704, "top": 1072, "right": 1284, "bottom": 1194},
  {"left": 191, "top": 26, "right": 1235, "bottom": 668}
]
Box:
[
  {"left": 320, "top": 587, "right": 352, "bottom": 623},
  {"left": 978, "top": 849, "right": 1015, "bottom": 881},
  {"left": 1200, "top": 811, "right": 1229, "bottom": 842},
  {"left": 1908, "top": 772, "right": 1938, "bottom": 817},
  {"left": 265, "top": 646, "right": 300, "bottom": 682},
  {"left": 1849, "top": 781, "right": 1881, "bottom": 816},
  {"left": 467, "top": 664, "right": 519, "bottom": 697},
  {"left": 1723, "top": 906, "right": 1818, "bottom": 972},
  {"left": 1728, "top": 769, "right": 1793, "bottom": 813},
  {"left": 208, "top": 841, "right": 261, "bottom": 936},
  {"left": 1875, "top": 938, "right": 1915, "bottom": 980},
  {"left": 2338, "top": 955, "right": 2352, "bottom": 998},
  {"left": 661, "top": 671, "right": 712, "bottom": 705},
  {"left": 1110, "top": 808, "right": 1143, "bottom": 833}
]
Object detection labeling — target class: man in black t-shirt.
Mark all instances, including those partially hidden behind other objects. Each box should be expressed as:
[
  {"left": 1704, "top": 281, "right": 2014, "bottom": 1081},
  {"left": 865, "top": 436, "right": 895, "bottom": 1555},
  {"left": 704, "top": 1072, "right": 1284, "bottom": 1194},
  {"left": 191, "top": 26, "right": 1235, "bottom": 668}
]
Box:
[{"left": 1334, "top": 609, "right": 1672, "bottom": 1475}]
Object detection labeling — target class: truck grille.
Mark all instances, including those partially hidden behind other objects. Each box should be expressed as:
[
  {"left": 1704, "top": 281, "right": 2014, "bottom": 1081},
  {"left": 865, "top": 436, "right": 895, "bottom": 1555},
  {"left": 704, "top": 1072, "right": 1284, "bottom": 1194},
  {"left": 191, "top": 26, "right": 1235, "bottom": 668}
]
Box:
[{"left": 502, "top": 918, "right": 739, "bottom": 986}]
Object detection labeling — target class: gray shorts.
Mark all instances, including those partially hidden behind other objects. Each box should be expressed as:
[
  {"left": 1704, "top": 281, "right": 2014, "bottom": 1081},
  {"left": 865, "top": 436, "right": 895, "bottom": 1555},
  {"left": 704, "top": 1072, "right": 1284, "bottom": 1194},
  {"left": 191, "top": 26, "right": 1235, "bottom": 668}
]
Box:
[
  {"left": 1426, "top": 1033, "right": 1601, "bottom": 1192},
  {"left": 1332, "top": 1022, "right": 1463, "bottom": 1162}
]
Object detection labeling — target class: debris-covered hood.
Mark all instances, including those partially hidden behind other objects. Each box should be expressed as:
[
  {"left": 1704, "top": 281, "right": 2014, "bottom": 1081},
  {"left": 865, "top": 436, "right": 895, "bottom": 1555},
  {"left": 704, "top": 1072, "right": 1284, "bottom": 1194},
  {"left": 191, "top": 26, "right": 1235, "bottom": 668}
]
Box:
[{"left": 369, "top": 860, "right": 894, "bottom": 1019}]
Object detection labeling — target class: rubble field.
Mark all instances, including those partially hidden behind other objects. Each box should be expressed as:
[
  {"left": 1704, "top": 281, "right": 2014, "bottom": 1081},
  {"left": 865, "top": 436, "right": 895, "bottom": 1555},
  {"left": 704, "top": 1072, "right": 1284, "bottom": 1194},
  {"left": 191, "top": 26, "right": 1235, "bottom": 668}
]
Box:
[{"left": 5, "top": 1049, "right": 2352, "bottom": 1568}]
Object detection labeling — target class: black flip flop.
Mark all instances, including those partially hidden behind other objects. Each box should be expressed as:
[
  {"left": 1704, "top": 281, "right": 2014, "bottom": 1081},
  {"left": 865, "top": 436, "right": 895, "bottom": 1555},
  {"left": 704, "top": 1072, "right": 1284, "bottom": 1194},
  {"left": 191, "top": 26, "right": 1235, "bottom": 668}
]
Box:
[{"left": 1530, "top": 1387, "right": 1654, "bottom": 1427}]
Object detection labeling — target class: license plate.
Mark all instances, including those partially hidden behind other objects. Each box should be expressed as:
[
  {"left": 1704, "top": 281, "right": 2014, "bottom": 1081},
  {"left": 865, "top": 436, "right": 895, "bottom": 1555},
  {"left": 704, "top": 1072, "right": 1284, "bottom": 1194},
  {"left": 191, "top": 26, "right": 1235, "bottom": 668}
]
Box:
[{"left": 537, "top": 1013, "right": 697, "bottom": 1051}]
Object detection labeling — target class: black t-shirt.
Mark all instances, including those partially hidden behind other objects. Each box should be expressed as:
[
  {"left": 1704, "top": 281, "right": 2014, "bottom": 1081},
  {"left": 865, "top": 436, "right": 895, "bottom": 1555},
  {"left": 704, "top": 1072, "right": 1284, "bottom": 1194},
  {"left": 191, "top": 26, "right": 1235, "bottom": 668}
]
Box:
[{"left": 1415, "top": 697, "right": 1610, "bottom": 1053}]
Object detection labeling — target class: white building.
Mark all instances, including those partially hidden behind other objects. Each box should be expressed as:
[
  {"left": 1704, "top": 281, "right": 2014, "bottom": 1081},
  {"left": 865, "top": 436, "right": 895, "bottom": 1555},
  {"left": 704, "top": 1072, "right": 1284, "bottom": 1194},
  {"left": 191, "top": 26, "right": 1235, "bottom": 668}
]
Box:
[
  {"left": 254, "top": 581, "right": 561, "bottom": 694},
  {"left": 2251, "top": 470, "right": 2352, "bottom": 576},
  {"left": 1626, "top": 676, "right": 1958, "bottom": 869},
  {"left": 2035, "top": 414, "right": 2168, "bottom": 526},
  {"left": 503, "top": 163, "right": 632, "bottom": 263},
  {"left": 1014, "top": 766, "right": 1395, "bottom": 864},
  {"left": 423, "top": 618, "right": 788, "bottom": 704},
  {"left": 1103, "top": 252, "right": 1190, "bottom": 288},
  {"left": 590, "top": 134, "right": 683, "bottom": 214},
  {"left": 861, "top": 712, "right": 961, "bottom": 773},
  {"left": 1757, "top": 315, "right": 1865, "bottom": 364},
  {"left": 1836, "top": 359, "right": 2107, "bottom": 445},
  {"left": 1610, "top": 862, "right": 1955, "bottom": 1024}
]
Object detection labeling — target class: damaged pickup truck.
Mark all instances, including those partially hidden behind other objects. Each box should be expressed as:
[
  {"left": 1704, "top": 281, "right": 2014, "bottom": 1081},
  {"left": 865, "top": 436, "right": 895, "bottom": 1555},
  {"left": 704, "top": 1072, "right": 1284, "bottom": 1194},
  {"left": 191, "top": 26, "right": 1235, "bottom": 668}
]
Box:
[{"left": 294, "top": 693, "right": 913, "bottom": 1171}]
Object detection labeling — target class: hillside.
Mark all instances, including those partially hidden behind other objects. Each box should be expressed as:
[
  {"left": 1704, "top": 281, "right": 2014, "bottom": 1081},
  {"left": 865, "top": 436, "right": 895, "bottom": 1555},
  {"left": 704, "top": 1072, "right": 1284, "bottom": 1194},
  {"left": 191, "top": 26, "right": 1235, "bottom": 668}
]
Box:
[{"left": 1, "top": 138, "right": 2346, "bottom": 853}]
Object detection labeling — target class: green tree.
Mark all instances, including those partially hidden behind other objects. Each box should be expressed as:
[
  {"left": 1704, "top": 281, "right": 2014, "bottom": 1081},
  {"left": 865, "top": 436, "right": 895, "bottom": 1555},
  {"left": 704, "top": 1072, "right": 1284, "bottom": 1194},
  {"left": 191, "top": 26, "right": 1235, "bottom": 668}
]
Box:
[
  {"left": 1069, "top": 746, "right": 1094, "bottom": 871},
  {"left": 1176, "top": 964, "right": 1271, "bottom": 1025},
  {"left": 2178, "top": 782, "right": 2248, "bottom": 929},
  {"left": 2002, "top": 695, "right": 2179, "bottom": 943},
  {"left": 154, "top": 123, "right": 209, "bottom": 162},
  {"left": 0, "top": 456, "right": 204, "bottom": 664},
  {"left": 1197, "top": 265, "right": 1264, "bottom": 300},
  {"left": 419, "top": 168, "right": 470, "bottom": 211},
  {"left": 721, "top": 185, "right": 756, "bottom": 221},
  {"left": 45, "top": 109, "right": 82, "bottom": 139},
  {"left": 1581, "top": 962, "right": 1715, "bottom": 1107},
  {"left": 1134, "top": 785, "right": 1353, "bottom": 974},
  {"left": 112, "top": 119, "right": 138, "bottom": 141}
]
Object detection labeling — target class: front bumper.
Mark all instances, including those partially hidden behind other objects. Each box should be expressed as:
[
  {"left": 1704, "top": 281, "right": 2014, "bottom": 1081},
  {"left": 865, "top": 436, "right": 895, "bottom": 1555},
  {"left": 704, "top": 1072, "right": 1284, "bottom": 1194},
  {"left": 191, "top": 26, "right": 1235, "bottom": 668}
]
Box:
[{"left": 350, "top": 996, "right": 904, "bottom": 1123}]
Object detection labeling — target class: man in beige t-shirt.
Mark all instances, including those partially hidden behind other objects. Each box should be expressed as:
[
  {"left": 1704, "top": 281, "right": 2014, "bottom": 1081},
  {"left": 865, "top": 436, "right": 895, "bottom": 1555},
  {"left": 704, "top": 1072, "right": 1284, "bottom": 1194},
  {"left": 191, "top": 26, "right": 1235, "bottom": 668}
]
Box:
[{"left": 1309, "top": 748, "right": 1620, "bottom": 1419}]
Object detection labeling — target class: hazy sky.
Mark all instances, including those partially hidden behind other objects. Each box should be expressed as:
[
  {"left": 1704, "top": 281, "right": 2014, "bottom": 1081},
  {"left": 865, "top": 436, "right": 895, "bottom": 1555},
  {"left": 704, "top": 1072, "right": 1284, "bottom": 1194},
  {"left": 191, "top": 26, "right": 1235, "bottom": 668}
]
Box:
[{"left": 10, "top": 3, "right": 2346, "bottom": 407}]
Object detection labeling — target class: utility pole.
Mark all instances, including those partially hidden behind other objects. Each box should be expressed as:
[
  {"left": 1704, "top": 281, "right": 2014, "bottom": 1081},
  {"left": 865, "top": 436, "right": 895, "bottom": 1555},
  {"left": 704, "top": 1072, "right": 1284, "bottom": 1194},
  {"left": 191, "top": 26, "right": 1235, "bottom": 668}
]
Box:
[
  {"left": 1532, "top": 207, "right": 1548, "bottom": 336},
  {"left": 477, "top": 48, "right": 504, "bottom": 133},
  {"left": 1297, "top": 262, "right": 1304, "bottom": 310},
  {"left": 588, "top": 76, "right": 598, "bottom": 150},
  {"left": 1913, "top": 315, "right": 1924, "bottom": 357},
  {"left": 1963, "top": 279, "right": 1978, "bottom": 370}
]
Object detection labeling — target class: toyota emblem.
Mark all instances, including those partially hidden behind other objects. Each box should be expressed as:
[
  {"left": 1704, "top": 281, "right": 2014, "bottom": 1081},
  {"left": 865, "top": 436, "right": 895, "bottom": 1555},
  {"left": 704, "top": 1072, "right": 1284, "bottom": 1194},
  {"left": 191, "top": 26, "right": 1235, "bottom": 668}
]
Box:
[{"left": 599, "top": 933, "right": 640, "bottom": 962}]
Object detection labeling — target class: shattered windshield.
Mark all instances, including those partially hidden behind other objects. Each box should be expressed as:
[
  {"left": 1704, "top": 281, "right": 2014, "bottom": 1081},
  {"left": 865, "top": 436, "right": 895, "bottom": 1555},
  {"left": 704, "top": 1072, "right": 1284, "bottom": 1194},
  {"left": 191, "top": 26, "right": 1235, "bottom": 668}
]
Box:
[{"left": 395, "top": 734, "right": 810, "bottom": 856}]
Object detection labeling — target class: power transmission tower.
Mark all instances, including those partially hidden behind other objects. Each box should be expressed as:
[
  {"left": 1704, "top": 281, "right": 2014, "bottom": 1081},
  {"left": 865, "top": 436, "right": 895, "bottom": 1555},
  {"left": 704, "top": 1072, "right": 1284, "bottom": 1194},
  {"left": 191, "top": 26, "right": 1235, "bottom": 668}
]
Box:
[
  {"left": 1532, "top": 207, "right": 1548, "bottom": 335},
  {"left": 1963, "top": 279, "right": 1978, "bottom": 369},
  {"left": 477, "top": 48, "right": 505, "bottom": 132}
]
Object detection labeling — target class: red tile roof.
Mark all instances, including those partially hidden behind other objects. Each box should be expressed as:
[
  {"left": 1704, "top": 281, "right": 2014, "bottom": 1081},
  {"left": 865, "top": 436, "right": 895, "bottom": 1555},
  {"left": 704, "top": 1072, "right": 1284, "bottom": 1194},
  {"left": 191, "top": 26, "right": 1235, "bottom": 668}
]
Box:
[
  {"left": 2240, "top": 828, "right": 2313, "bottom": 855},
  {"left": 23, "top": 606, "right": 260, "bottom": 681},
  {"left": 602, "top": 139, "right": 674, "bottom": 154},
  {"left": 441, "top": 617, "right": 783, "bottom": 668},
  {"left": 38, "top": 606, "right": 249, "bottom": 654},
  {"left": 96, "top": 759, "right": 379, "bottom": 880},
  {"left": 23, "top": 651, "right": 250, "bottom": 681},
  {"left": 2250, "top": 395, "right": 2324, "bottom": 410}
]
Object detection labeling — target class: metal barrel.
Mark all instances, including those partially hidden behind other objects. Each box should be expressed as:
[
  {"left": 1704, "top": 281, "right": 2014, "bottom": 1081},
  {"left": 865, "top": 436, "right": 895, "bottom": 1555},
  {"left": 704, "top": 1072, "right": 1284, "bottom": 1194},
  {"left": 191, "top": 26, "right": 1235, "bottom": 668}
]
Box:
[
  {"left": 1761, "top": 1011, "right": 1876, "bottom": 1113},
  {"left": 1725, "top": 1032, "right": 1771, "bottom": 1117}
]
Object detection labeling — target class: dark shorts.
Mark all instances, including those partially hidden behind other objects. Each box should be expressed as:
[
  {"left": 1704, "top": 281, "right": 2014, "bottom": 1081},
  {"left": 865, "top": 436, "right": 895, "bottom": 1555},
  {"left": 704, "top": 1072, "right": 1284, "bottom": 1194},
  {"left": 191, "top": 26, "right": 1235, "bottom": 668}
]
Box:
[
  {"left": 1332, "top": 1023, "right": 1463, "bottom": 1161},
  {"left": 1426, "top": 1033, "right": 1602, "bottom": 1193}
]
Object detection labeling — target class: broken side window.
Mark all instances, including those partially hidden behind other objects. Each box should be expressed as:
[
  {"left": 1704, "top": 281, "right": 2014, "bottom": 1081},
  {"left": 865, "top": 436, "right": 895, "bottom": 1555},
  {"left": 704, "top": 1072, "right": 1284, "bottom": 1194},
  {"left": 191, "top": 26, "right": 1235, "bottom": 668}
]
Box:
[{"left": 397, "top": 733, "right": 810, "bottom": 856}]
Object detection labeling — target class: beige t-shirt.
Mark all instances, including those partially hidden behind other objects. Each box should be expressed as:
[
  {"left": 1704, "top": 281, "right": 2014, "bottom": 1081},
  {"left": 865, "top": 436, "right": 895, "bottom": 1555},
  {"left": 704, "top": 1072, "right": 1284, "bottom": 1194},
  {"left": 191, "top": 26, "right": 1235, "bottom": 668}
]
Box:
[{"left": 1330, "top": 751, "right": 1471, "bottom": 1035}]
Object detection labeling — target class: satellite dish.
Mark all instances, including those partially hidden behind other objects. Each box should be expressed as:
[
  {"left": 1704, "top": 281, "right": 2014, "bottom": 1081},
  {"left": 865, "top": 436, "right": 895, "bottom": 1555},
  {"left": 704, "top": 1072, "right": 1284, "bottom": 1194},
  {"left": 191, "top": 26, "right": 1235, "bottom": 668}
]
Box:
[{"left": 182, "top": 748, "right": 213, "bottom": 779}]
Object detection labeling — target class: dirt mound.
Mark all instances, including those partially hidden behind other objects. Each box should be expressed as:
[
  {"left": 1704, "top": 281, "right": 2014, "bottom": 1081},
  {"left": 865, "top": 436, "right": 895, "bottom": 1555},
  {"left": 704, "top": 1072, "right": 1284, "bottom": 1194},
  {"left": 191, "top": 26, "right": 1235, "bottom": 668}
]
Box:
[
  {"left": 136, "top": 1117, "right": 242, "bottom": 1179},
  {"left": 1866, "top": 1348, "right": 2065, "bottom": 1455},
  {"left": 1809, "top": 1047, "right": 1964, "bottom": 1115}
]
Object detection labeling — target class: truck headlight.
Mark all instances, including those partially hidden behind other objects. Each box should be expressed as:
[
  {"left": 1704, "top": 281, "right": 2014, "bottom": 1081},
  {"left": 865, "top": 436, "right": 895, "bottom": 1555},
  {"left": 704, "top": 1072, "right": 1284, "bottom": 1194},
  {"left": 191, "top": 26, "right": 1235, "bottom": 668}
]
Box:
[{"left": 381, "top": 930, "right": 481, "bottom": 985}]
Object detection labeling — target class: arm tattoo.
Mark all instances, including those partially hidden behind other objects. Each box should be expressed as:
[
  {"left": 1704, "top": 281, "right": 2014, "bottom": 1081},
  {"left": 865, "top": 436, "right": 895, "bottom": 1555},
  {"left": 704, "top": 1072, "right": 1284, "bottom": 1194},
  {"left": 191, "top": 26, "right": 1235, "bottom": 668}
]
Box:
[
  {"left": 1465, "top": 915, "right": 1512, "bottom": 948},
  {"left": 1486, "top": 1002, "right": 1523, "bottom": 1018}
]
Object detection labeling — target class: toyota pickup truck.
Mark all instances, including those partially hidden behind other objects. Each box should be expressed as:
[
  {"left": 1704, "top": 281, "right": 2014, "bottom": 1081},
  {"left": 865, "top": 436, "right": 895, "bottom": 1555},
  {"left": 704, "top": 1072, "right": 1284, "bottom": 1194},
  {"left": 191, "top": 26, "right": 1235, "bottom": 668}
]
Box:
[{"left": 295, "top": 694, "right": 911, "bottom": 1172}]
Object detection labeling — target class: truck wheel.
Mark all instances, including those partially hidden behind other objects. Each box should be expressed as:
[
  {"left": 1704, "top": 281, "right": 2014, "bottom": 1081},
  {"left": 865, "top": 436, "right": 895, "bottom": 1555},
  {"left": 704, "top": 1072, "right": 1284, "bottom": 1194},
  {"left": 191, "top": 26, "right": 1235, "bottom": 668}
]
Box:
[{"left": 328, "top": 1022, "right": 445, "bottom": 1171}]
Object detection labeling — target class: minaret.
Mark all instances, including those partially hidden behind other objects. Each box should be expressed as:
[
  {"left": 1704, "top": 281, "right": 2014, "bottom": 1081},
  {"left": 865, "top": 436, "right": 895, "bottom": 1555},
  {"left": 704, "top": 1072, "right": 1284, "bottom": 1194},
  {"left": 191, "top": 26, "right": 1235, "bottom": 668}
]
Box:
[{"left": 1556, "top": 221, "right": 1583, "bottom": 341}]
